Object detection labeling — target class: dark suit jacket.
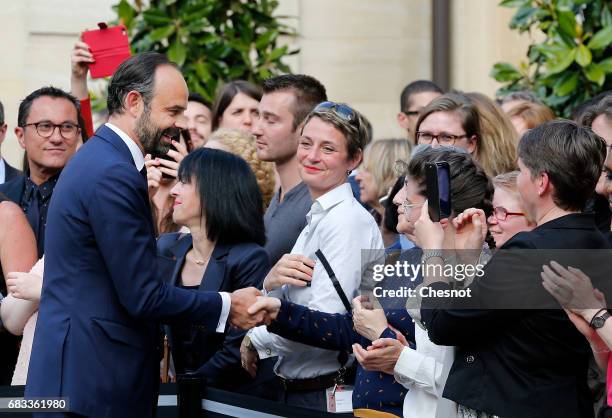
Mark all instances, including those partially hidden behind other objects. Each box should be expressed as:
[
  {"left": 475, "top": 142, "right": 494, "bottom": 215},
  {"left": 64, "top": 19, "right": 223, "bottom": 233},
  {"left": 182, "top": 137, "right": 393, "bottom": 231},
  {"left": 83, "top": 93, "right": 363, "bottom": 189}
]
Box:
[
  {"left": 0, "top": 173, "right": 24, "bottom": 204},
  {"left": 157, "top": 233, "right": 269, "bottom": 388},
  {"left": 421, "top": 214, "right": 611, "bottom": 418},
  {"left": 26, "top": 125, "right": 225, "bottom": 418},
  {"left": 2, "top": 159, "right": 21, "bottom": 183}
]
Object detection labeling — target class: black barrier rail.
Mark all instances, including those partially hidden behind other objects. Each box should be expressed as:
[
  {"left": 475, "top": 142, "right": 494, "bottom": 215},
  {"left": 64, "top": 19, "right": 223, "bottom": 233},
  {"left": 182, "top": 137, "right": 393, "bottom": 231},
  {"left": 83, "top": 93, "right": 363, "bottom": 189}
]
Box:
[{"left": 0, "top": 384, "right": 354, "bottom": 417}]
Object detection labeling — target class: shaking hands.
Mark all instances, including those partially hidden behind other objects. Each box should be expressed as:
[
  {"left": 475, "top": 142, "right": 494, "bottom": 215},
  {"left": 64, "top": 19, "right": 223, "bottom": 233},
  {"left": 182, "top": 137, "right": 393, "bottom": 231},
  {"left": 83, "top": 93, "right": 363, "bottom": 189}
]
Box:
[{"left": 228, "top": 288, "right": 282, "bottom": 330}]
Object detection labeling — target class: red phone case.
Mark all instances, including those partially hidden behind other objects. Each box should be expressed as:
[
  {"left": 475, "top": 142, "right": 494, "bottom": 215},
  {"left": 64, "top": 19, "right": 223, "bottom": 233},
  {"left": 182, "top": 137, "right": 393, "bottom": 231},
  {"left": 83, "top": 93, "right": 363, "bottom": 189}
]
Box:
[{"left": 82, "top": 23, "right": 131, "bottom": 79}]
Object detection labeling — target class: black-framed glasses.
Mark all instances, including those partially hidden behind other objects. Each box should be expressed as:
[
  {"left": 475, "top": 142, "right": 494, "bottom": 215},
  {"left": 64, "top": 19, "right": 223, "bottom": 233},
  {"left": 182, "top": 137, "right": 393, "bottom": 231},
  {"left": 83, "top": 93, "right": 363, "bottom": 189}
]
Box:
[
  {"left": 314, "top": 101, "right": 356, "bottom": 122},
  {"left": 490, "top": 206, "right": 525, "bottom": 221},
  {"left": 23, "top": 121, "right": 80, "bottom": 139},
  {"left": 416, "top": 131, "right": 468, "bottom": 146}
]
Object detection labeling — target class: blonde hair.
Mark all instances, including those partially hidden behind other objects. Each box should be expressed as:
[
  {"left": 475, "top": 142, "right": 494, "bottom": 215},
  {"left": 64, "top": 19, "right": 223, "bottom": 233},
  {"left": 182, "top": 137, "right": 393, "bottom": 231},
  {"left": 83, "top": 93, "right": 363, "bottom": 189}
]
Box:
[
  {"left": 507, "top": 101, "right": 555, "bottom": 131},
  {"left": 467, "top": 92, "right": 519, "bottom": 177},
  {"left": 207, "top": 128, "right": 276, "bottom": 208},
  {"left": 362, "top": 138, "right": 411, "bottom": 198},
  {"left": 492, "top": 170, "right": 534, "bottom": 223}
]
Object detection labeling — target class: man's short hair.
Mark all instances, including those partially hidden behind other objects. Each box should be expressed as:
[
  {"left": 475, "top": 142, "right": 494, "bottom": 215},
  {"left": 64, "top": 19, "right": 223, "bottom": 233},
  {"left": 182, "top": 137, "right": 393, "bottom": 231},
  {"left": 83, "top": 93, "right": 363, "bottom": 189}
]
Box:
[
  {"left": 18, "top": 86, "right": 80, "bottom": 128},
  {"left": 262, "top": 74, "right": 327, "bottom": 130},
  {"left": 107, "top": 52, "right": 179, "bottom": 116},
  {"left": 399, "top": 80, "right": 443, "bottom": 113},
  {"left": 501, "top": 90, "right": 541, "bottom": 105},
  {"left": 0, "top": 100, "right": 4, "bottom": 125},
  {"left": 188, "top": 92, "right": 212, "bottom": 111},
  {"left": 518, "top": 120, "right": 606, "bottom": 211},
  {"left": 577, "top": 93, "right": 612, "bottom": 128}
]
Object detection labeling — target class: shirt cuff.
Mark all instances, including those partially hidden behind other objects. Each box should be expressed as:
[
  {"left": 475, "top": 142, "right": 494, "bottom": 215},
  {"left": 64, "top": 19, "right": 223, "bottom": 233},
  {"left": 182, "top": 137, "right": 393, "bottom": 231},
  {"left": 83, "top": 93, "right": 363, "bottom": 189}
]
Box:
[
  {"left": 393, "top": 346, "right": 424, "bottom": 387},
  {"left": 249, "top": 326, "right": 277, "bottom": 359},
  {"left": 216, "top": 292, "right": 231, "bottom": 333}
]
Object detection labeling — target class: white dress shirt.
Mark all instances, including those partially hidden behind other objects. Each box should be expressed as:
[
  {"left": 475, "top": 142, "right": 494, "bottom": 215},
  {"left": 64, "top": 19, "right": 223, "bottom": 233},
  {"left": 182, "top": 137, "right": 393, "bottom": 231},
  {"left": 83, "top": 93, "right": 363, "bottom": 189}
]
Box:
[
  {"left": 0, "top": 158, "right": 6, "bottom": 184},
  {"left": 394, "top": 325, "right": 457, "bottom": 418},
  {"left": 104, "top": 123, "right": 230, "bottom": 332},
  {"left": 250, "top": 182, "right": 384, "bottom": 379}
]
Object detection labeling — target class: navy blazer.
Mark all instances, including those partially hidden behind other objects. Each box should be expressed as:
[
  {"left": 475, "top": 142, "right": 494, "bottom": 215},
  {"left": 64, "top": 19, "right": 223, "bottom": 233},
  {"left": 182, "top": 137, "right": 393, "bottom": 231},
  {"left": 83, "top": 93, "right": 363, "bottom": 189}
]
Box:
[
  {"left": 0, "top": 173, "right": 24, "bottom": 204},
  {"left": 26, "top": 125, "right": 225, "bottom": 418},
  {"left": 421, "top": 214, "right": 611, "bottom": 418},
  {"left": 3, "top": 159, "right": 22, "bottom": 183},
  {"left": 157, "top": 233, "right": 269, "bottom": 388}
]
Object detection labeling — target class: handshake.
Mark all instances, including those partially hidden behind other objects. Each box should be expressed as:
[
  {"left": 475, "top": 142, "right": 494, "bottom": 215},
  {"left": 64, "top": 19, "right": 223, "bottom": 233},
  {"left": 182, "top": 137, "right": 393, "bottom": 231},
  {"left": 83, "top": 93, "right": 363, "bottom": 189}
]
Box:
[{"left": 228, "top": 287, "right": 282, "bottom": 330}]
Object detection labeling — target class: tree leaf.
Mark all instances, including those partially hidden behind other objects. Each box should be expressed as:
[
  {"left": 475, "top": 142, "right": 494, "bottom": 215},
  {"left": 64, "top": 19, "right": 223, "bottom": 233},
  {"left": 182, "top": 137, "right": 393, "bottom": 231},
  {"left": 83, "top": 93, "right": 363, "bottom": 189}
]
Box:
[
  {"left": 584, "top": 63, "right": 605, "bottom": 86},
  {"left": 557, "top": 9, "right": 577, "bottom": 38},
  {"left": 599, "top": 57, "right": 612, "bottom": 74},
  {"left": 143, "top": 10, "right": 173, "bottom": 26},
  {"left": 117, "top": 0, "right": 135, "bottom": 29},
  {"left": 553, "top": 72, "right": 579, "bottom": 96},
  {"left": 149, "top": 25, "right": 175, "bottom": 42},
  {"left": 267, "top": 46, "right": 288, "bottom": 62},
  {"left": 255, "top": 29, "right": 278, "bottom": 49},
  {"left": 510, "top": 5, "right": 537, "bottom": 31},
  {"left": 575, "top": 44, "right": 592, "bottom": 67},
  {"left": 490, "top": 62, "right": 523, "bottom": 82},
  {"left": 547, "top": 48, "right": 577, "bottom": 74},
  {"left": 499, "top": 0, "right": 529, "bottom": 7},
  {"left": 168, "top": 36, "right": 186, "bottom": 66},
  {"left": 587, "top": 26, "right": 612, "bottom": 50},
  {"left": 602, "top": 5, "right": 612, "bottom": 28}
]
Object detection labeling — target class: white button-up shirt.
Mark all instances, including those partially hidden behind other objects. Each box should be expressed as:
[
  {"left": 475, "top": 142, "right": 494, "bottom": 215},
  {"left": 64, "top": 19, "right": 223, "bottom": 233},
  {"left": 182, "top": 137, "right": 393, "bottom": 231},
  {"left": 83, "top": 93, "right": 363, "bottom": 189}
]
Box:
[
  {"left": 250, "top": 182, "right": 384, "bottom": 379},
  {"left": 394, "top": 325, "right": 457, "bottom": 418}
]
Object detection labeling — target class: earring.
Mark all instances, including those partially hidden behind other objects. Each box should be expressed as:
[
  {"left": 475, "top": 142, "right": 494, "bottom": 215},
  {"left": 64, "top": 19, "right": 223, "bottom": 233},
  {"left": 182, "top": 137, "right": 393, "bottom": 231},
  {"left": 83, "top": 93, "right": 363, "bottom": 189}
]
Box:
[{"left": 346, "top": 170, "right": 352, "bottom": 176}]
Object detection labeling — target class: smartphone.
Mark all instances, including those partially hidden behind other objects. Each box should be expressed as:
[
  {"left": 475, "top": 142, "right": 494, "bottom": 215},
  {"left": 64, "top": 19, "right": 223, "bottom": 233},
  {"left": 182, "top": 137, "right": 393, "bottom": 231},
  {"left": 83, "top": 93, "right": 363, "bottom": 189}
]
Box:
[
  {"left": 425, "top": 161, "right": 452, "bottom": 222},
  {"left": 151, "top": 127, "right": 184, "bottom": 179}
]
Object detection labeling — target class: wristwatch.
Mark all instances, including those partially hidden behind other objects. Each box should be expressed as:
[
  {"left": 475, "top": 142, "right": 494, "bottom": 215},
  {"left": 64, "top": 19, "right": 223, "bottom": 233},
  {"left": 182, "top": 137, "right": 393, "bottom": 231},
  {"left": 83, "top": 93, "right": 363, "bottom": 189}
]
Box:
[{"left": 590, "top": 310, "right": 610, "bottom": 329}]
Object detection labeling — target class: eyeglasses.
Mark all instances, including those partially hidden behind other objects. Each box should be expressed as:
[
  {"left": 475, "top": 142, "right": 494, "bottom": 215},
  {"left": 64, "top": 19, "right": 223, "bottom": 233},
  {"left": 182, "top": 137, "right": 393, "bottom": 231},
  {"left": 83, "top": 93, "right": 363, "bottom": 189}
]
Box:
[
  {"left": 490, "top": 206, "right": 525, "bottom": 221},
  {"left": 23, "top": 121, "right": 80, "bottom": 139},
  {"left": 416, "top": 131, "right": 468, "bottom": 146},
  {"left": 402, "top": 200, "right": 424, "bottom": 214},
  {"left": 314, "top": 101, "right": 356, "bottom": 122}
]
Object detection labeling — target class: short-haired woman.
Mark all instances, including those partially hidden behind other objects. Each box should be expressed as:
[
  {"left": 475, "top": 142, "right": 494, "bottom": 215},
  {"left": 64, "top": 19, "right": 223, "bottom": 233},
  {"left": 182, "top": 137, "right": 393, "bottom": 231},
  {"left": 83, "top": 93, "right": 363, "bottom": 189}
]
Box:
[
  {"left": 243, "top": 102, "right": 385, "bottom": 411},
  {"left": 157, "top": 148, "right": 269, "bottom": 390}
]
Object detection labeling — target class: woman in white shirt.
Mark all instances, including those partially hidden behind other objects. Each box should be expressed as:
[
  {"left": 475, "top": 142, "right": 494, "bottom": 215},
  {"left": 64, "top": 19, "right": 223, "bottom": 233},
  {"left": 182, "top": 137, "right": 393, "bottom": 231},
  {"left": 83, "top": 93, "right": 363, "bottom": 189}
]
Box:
[{"left": 242, "top": 102, "right": 384, "bottom": 411}]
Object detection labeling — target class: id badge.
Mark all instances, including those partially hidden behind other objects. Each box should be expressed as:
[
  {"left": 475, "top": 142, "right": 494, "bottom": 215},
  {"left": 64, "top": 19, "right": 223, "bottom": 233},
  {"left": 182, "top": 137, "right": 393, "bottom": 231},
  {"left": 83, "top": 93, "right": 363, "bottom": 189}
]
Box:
[{"left": 326, "top": 385, "right": 353, "bottom": 413}]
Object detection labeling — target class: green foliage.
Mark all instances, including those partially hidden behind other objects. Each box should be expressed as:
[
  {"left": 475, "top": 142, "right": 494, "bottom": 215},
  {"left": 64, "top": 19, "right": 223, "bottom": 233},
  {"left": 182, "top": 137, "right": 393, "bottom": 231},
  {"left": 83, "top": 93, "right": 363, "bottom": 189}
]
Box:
[
  {"left": 112, "top": 0, "right": 298, "bottom": 102},
  {"left": 491, "top": 0, "right": 612, "bottom": 118}
]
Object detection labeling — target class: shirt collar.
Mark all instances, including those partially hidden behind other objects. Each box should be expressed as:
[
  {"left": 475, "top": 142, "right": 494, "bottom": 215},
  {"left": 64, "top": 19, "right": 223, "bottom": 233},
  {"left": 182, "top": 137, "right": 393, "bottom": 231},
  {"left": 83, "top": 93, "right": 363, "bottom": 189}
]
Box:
[
  {"left": 311, "top": 183, "right": 354, "bottom": 213},
  {"left": 0, "top": 159, "right": 5, "bottom": 184},
  {"left": 105, "top": 122, "right": 145, "bottom": 171},
  {"left": 24, "top": 175, "right": 59, "bottom": 201}
]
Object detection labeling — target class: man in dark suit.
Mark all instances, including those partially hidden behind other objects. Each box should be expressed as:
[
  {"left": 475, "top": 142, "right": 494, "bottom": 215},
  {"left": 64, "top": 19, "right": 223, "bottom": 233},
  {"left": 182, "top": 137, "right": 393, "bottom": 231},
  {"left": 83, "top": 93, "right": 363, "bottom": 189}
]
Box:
[
  {"left": 0, "top": 100, "right": 21, "bottom": 185},
  {"left": 419, "top": 121, "right": 610, "bottom": 418},
  {"left": 0, "top": 88, "right": 80, "bottom": 257},
  {"left": 25, "top": 52, "right": 263, "bottom": 418}
]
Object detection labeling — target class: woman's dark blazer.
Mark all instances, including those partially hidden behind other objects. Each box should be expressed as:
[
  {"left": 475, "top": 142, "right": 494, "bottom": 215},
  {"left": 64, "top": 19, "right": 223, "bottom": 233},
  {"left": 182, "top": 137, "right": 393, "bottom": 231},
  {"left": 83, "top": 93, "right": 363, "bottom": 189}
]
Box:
[{"left": 157, "top": 232, "right": 270, "bottom": 388}]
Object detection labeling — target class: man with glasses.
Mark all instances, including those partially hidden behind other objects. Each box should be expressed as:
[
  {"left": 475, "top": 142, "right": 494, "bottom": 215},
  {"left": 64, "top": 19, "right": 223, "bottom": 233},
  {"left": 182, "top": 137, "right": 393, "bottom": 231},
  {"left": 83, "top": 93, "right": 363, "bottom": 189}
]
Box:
[
  {"left": 0, "top": 100, "right": 22, "bottom": 185},
  {"left": 0, "top": 87, "right": 81, "bottom": 257}
]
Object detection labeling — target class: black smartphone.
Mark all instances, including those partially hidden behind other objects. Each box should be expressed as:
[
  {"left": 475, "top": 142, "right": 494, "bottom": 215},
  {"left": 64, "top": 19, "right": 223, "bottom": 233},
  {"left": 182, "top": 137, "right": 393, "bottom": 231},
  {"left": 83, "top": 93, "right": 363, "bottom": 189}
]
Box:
[{"left": 425, "top": 161, "right": 452, "bottom": 222}]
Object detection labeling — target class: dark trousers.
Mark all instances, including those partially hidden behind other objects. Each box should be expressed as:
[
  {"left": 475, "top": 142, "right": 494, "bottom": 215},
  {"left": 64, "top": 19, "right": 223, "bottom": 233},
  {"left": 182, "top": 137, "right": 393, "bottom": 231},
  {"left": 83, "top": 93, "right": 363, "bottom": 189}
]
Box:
[{"left": 279, "top": 387, "right": 328, "bottom": 412}]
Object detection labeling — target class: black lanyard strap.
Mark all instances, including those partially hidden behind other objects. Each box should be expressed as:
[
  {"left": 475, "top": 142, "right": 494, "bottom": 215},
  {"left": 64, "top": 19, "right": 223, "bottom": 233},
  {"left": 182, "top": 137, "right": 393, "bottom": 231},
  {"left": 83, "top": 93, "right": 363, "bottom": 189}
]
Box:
[{"left": 315, "top": 249, "right": 352, "bottom": 313}]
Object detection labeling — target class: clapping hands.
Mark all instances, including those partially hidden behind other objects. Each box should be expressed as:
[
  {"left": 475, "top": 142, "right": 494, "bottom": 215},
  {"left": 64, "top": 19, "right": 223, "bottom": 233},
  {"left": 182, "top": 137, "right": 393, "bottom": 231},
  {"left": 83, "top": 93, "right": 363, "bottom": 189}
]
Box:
[{"left": 352, "top": 295, "right": 388, "bottom": 341}]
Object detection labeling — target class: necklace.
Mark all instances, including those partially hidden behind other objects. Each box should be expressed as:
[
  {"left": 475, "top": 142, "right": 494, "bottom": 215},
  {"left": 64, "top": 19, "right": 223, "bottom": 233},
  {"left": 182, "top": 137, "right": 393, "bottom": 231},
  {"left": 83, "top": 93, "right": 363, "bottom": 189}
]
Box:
[{"left": 188, "top": 250, "right": 210, "bottom": 266}]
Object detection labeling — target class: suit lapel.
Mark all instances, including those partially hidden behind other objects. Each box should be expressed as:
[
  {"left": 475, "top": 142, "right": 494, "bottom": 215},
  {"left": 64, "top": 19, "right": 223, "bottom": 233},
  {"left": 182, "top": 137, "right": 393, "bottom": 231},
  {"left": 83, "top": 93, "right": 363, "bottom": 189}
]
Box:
[
  {"left": 200, "top": 243, "right": 231, "bottom": 292},
  {"left": 169, "top": 234, "right": 193, "bottom": 286}
]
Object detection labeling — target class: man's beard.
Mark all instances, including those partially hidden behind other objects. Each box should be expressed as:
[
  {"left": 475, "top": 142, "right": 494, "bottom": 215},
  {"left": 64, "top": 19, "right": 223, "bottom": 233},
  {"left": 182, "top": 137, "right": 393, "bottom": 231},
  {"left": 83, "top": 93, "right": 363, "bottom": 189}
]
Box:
[{"left": 135, "top": 107, "right": 171, "bottom": 157}]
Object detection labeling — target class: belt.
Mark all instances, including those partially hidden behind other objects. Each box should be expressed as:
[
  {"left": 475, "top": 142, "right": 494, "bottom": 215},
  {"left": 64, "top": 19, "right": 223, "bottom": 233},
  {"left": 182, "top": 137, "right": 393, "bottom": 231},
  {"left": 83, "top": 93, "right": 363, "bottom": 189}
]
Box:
[{"left": 280, "top": 366, "right": 356, "bottom": 393}]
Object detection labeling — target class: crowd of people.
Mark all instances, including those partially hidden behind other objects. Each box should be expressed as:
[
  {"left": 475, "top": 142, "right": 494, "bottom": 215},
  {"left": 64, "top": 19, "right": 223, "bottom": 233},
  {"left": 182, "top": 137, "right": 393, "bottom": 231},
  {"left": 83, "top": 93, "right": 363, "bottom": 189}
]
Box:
[{"left": 0, "top": 35, "right": 610, "bottom": 418}]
